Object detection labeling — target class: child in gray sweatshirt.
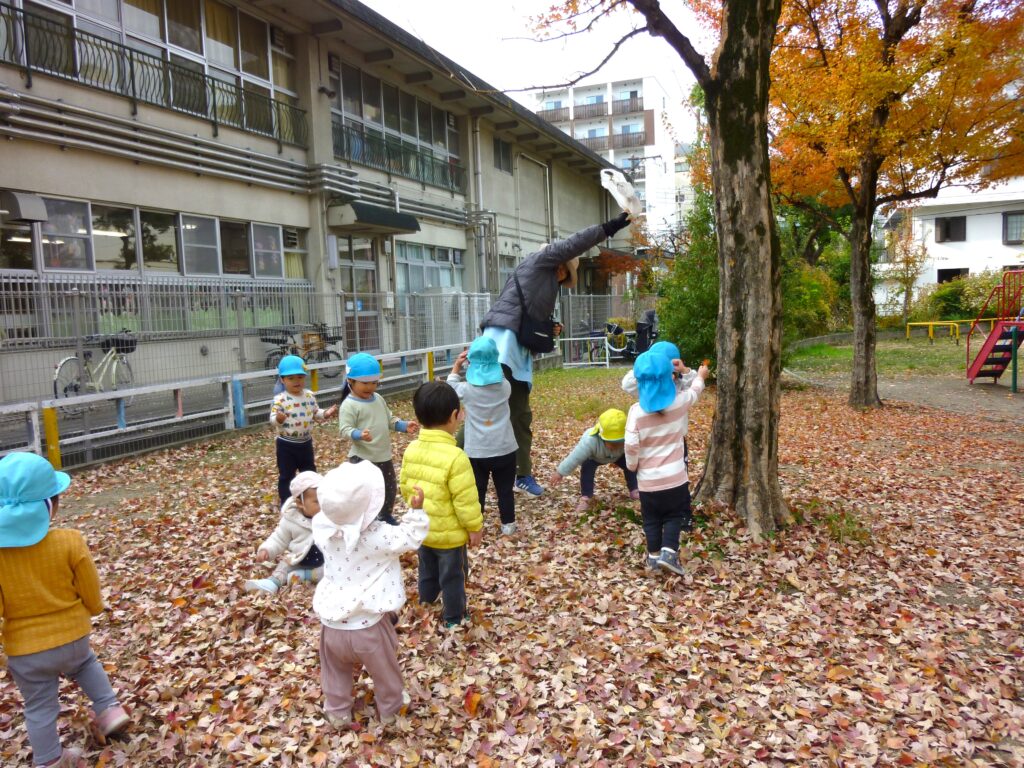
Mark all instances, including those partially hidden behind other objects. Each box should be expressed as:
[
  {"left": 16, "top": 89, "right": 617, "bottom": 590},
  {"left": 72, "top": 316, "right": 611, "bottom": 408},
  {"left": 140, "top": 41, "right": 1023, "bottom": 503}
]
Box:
[{"left": 447, "top": 336, "right": 519, "bottom": 535}]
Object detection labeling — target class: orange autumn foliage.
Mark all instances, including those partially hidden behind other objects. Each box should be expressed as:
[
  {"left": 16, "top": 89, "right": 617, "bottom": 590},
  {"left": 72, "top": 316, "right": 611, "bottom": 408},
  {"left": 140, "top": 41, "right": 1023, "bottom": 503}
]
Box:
[{"left": 771, "top": 0, "right": 1024, "bottom": 207}]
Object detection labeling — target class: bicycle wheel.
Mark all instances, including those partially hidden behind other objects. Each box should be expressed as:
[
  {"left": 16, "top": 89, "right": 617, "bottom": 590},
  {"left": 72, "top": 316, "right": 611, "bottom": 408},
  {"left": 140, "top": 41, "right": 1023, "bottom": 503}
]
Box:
[
  {"left": 53, "top": 356, "right": 87, "bottom": 416},
  {"left": 265, "top": 348, "right": 286, "bottom": 372},
  {"left": 112, "top": 357, "right": 134, "bottom": 407},
  {"left": 315, "top": 349, "right": 344, "bottom": 378}
]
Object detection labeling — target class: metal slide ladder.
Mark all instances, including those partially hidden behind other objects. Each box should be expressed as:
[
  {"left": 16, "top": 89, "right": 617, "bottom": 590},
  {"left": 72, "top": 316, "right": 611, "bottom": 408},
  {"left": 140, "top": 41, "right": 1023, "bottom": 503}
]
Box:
[{"left": 966, "top": 270, "right": 1024, "bottom": 383}]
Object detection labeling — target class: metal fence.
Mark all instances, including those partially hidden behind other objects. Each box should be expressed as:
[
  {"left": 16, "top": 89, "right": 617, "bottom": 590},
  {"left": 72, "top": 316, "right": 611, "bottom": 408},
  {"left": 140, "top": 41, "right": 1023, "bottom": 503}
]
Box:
[{"left": 1, "top": 279, "right": 658, "bottom": 406}]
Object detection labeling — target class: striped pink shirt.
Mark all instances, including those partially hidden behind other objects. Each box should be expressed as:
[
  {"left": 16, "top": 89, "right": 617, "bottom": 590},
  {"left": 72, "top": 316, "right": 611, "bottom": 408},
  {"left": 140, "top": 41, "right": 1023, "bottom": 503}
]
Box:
[{"left": 624, "top": 377, "right": 705, "bottom": 492}]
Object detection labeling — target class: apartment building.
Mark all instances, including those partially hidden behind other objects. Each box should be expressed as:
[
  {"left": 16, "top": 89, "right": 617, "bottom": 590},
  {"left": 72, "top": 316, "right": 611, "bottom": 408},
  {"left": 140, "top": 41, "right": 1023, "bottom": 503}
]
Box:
[
  {"left": 529, "top": 76, "right": 680, "bottom": 239},
  {"left": 0, "top": 0, "right": 627, "bottom": 402}
]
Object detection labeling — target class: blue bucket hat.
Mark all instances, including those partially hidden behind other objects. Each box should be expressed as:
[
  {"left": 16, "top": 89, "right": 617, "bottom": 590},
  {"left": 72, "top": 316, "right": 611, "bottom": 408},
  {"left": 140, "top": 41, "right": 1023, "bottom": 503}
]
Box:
[
  {"left": 648, "top": 340, "right": 681, "bottom": 361},
  {"left": 278, "top": 354, "right": 307, "bottom": 377},
  {"left": 633, "top": 351, "right": 675, "bottom": 413},
  {"left": 465, "top": 336, "right": 503, "bottom": 386},
  {"left": 346, "top": 352, "right": 381, "bottom": 381},
  {"left": 0, "top": 452, "right": 70, "bottom": 548}
]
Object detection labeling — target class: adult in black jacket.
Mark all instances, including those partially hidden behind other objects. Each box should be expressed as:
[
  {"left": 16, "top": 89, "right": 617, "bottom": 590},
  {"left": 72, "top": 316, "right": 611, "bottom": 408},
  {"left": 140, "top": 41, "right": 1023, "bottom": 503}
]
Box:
[{"left": 479, "top": 212, "right": 631, "bottom": 496}]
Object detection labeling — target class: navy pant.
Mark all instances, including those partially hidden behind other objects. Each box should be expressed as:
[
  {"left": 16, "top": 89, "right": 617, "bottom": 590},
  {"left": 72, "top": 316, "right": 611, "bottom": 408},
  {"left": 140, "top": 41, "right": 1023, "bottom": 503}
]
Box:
[
  {"left": 469, "top": 451, "right": 517, "bottom": 524},
  {"left": 276, "top": 437, "right": 316, "bottom": 504},
  {"left": 580, "top": 455, "right": 638, "bottom": 497},
  {"left": 638, "top": 482, "right": 692, "bottom": 554},
  {"left": 418, "top": 545, "right": 469, "bottom": 625}
]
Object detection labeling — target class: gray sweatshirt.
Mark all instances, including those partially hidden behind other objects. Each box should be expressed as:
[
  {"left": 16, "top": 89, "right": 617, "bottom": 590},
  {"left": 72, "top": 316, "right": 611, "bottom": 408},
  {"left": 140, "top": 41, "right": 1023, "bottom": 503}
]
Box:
[
  {"left": 557, "top": 430, "right": 625, "bottom": 476},
  {"left": 447, "top": 373, "right": 518, "bottom": 459}
]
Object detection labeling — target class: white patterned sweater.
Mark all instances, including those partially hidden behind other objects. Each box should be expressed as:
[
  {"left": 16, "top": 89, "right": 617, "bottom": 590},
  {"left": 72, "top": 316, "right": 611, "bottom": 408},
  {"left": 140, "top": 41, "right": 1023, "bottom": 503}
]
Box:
[{"left": 311, "top": 508, "right": 429, "bottom": 630}]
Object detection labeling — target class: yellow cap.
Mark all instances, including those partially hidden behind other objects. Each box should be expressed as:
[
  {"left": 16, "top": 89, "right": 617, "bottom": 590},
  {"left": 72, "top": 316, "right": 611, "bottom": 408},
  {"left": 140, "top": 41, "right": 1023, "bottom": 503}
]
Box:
[{"left": 589, "top": 408, "right": 627, "bottom": 442}]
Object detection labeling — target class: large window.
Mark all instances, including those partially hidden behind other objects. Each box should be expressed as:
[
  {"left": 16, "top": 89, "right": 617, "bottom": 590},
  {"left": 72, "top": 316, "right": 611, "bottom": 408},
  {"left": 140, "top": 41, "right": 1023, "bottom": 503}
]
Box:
[
  {"left": 219, "top": 220, "right": 249, "bottom": 275},
  {"left": 167, "top": 0, "right": 202, "bottom": 53},
  {"left": 204, "top": 0, "right": 237, "bottom": 68},
  {"left": 253, "top": 223, "right": 283, "bottom": 278},
  {"left": 182, "top": 214, "right": 219, "bottom": 274},
  {"left": 140, "top": 210, "right": 179, "bottom": 272},
  {"left": 41, "top": 198, "right": 91, "bottom": 271},
  {"left": 395, "top": 241, "right": 465, "bottom": 297},
  {"left": 91, "top": 205, "right": 137, "bottom": 271},
  {"left": 935, "top": 216, "right": 966, "bottom": 243},
  {"left": 493, "top": 138, "right": 513, "bottom": 173},
  {"left": 1003, "top": 211, "right": 1024, "bottom": 246}
]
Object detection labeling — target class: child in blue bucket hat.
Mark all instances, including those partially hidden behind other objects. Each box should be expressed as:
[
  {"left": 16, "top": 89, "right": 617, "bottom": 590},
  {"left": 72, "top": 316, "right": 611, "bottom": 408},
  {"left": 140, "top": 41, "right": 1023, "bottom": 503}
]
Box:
[
  {"left": 621, "top": 339, "right": 701, "bottom": 471},
  {"left": 338, "top": 352, "right": 419, "bottom": 525},
  {"left": 624, "top": 353, "right": 709, "bottom": 576},
  {"left": 0, "top": 452, "right": 130, "bottom": 767},
  {"left": 447, "top": 337, "right": 518, "bottom": 534},
  {"left": 270, "top": 354, "right": 339, "bottom": 506}
]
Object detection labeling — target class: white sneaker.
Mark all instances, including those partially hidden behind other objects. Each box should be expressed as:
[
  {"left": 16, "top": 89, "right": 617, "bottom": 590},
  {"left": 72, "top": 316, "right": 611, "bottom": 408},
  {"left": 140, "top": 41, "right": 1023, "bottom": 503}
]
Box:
[
  {"left": 501, "top": 522, "right": 518, "bottom": 535},
  {"left": 243, "top": 578, "right": 280, "bottom": 594}
]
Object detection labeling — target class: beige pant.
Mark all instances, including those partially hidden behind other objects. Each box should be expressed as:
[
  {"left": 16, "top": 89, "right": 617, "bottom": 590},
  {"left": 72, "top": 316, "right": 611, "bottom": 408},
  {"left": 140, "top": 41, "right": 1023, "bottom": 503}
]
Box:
[{"left": 320, "top": 620, "right": 404, "bottom": 721}]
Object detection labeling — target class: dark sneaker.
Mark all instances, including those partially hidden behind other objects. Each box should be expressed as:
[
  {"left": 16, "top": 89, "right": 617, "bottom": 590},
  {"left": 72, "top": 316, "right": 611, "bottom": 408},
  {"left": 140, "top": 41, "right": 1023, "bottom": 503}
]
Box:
[
  {"left": 514, "top": 475, "right": 543, "bottom": 497},
  {"left": 657, "top": 547, "right": 685, "bottom": 575}
]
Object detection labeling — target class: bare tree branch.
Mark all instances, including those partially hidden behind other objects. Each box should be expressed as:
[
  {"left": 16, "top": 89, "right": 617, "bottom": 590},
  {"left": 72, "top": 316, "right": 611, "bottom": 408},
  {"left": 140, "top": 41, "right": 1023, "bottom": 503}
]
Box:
[
  {"left": 521, "top": 0, "right": 628, "bottom": 42},
  {"left": 626, "top": 0, "right": 711, "bottom": 88},
  {"left": 503, "top": 27, "right": 650, "bottom": 92}
]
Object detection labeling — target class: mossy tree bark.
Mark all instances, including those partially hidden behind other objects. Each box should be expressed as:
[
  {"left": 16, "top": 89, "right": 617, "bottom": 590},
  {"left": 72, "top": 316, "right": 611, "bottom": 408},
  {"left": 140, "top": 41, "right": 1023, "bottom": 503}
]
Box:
[{"left": 631, "top": 0, "right": 790, "bottom": 537}]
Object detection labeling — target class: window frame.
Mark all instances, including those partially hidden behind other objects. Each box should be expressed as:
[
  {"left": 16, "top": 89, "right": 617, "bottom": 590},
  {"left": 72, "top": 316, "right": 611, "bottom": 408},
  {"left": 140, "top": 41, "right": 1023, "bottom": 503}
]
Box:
[
  {"left": 1002, "top": 210, "right": 1024, "bottom": 246},
  {"left": 493, "top": 137, "right": 513, "bottom": 174},
  {"left": 934, "top": 215, "right": 967, "bottom": 243}
]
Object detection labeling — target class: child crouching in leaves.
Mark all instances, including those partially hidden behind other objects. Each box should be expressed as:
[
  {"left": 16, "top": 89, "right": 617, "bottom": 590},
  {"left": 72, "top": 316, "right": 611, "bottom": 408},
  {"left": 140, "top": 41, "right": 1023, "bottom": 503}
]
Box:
[
  {"left": 244, "top": 471, "right": 325, "bottom": 594},
  {"left": 548, "top": 408, "right": 639, "bottom": 513},
  {"left": 313, "top": 461, "right": 429, "bottom": 727},
  {"left": 0, "top": 453, "right": 130, "bottom": 768}
]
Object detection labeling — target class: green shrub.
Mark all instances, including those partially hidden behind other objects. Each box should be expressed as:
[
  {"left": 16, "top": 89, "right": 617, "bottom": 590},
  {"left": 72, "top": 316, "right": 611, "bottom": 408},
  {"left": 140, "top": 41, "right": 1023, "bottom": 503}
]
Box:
[
  {"left": 781, "top": 261, "right": 839, "bottom": 346},
  {"left": 910, "top": 271, "right": 1003, "bottom": 321}
]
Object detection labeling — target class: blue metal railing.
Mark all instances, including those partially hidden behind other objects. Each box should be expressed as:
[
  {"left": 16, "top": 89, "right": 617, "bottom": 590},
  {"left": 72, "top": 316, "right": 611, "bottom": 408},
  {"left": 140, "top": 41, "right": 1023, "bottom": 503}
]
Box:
[{"left": 0, "top": 1, "right": 308, "bottom": 148}]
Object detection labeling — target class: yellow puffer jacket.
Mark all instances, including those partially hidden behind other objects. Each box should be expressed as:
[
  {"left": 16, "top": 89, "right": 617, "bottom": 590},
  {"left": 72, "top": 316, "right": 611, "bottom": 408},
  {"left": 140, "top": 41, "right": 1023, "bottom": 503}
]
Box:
[{"left": 399, "top": 428, "right": 482, "bottom": 549}]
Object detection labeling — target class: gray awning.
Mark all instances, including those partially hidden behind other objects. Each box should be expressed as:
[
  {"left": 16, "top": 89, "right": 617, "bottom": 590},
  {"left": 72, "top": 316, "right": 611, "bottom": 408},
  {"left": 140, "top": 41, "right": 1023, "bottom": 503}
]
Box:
[
  {"left": 0, "top": 191, "right": 47, "bottom": 223},
  {"left": 327, "top": 202, "right": 420, "bottom": 235}
]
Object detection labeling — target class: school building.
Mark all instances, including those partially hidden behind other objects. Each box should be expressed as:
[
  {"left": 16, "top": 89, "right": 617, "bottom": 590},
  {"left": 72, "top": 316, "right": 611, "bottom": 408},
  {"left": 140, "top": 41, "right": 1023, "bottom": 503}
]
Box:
[{"left": 0, "top": 0, "right": 629, "bottom": 405}]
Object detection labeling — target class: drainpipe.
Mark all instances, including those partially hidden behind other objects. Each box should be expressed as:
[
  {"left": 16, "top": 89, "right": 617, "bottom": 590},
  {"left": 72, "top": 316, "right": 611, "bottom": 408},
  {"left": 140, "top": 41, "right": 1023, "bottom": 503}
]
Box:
[{"left": 472, "top": 116, "right": 487, "bottom": 291}]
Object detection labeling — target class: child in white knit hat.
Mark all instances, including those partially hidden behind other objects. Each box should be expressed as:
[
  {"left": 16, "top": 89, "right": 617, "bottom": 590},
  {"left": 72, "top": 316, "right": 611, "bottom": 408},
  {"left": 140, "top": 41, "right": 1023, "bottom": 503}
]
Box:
[
  {"left": 244, "top": 471, "right": 326, "bottom": 594},
  {"left": 313, "top": 461, "right": 430, "bottom": 727}
]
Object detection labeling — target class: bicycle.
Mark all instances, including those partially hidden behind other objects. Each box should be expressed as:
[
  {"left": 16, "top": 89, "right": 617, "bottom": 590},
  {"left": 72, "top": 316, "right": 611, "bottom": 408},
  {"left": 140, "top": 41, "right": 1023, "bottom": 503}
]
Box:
[
  {"left": 261, "top": 323, "right": 344, "bottom": 378},
  {"left": 53, "top": 330, "right": 136, "bottom": 416}
]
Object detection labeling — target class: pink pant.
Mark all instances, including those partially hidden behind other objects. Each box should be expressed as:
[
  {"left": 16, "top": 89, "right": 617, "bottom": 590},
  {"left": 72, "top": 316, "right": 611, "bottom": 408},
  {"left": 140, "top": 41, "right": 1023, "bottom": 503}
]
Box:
[{"left": 319, "top": 620, "right": 404, "bottom": 720}]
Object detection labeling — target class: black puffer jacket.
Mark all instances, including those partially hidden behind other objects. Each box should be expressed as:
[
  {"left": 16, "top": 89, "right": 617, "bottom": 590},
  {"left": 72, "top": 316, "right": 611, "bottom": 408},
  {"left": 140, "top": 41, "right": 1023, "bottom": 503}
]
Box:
[{"left": 481, "top": 223, "right": 606, "bottom": 333}]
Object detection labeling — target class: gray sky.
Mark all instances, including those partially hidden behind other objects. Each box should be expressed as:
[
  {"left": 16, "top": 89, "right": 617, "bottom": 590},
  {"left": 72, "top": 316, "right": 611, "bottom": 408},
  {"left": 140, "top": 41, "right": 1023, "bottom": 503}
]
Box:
[{"left": 358, "top": 0, "right": 704, "bottom": 142}]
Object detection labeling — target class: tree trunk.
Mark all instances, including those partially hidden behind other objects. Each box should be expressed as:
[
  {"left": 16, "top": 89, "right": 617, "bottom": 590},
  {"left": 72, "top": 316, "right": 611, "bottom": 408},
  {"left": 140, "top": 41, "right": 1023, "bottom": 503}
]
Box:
[
  {"left": 695, "top": 0, "right": 790, "bottom": 539},
  {"left": 848, "top": 203, "right": 882, "bottom": 407}
]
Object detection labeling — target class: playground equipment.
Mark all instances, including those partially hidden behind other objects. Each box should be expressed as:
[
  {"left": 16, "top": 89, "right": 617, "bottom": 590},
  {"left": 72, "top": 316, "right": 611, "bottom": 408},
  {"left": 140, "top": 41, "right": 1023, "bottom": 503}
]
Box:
[{"left": 966, "top": 270, "right": 1023, "bottom": 387}]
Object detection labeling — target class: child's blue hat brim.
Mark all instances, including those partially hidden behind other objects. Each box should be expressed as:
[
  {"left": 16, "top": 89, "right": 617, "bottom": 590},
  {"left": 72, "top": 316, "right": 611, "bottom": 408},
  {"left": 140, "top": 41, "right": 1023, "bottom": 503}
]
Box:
[
  {"left": 634, "top": 351, "right": 675, "bottom": 413},
  {"left": 648, "top": 340, "right": 681, "bottom": 361},
  {"left": 278, "top": 355, "right": 307, "bottom": 377},
  {"left": 346, "top": 353, "right": 381, "bottom": 381},
  {"left": 466, "top": 337, "right": 503, "bottom": 386},
  {"left": 0, "top": 453, "right": 70, "bottom": 548}
]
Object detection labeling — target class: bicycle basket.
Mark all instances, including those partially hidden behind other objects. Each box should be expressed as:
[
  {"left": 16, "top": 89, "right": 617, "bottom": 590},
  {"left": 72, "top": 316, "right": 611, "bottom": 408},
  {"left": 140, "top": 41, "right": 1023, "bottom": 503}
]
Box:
[
  {"left": 259, "top": 327, "right": 290, "bottom": 345},
  {"left": 322, "top": 325, "right": 344, "bottom": 343},
  {"left": 100, "top": 333, "right": 137, "bottom": 354}
]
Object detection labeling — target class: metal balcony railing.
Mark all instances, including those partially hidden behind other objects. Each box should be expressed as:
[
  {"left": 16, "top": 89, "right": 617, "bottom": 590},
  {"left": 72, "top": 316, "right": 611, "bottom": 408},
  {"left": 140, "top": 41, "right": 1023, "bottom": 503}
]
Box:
[
  {"left": 0, "top": 1, "right": 308, "bottom": 148},
  {"left": 612, "top": 131, "right": 647, "bottom": 149},
  {"left": 331, "top": 118, "right": 467, "bottom": 193},
  {"left": 573, "top": 101, "right": 608, "bottom": 119},
  {"left": 612, "top": 97, "right": 644, "bottom": 114},
  {"left": 537, "top": 106, "right": 569, "bottom": 122},
  {"left": 577, "top": 135, "right": 609, "bottom": 151}
]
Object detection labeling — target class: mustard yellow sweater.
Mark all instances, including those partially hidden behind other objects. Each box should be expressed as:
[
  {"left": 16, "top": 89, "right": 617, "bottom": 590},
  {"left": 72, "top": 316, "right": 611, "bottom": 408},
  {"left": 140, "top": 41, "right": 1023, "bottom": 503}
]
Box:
[{"left": 0, "top": 528, "right": 103, "bottom": 656}]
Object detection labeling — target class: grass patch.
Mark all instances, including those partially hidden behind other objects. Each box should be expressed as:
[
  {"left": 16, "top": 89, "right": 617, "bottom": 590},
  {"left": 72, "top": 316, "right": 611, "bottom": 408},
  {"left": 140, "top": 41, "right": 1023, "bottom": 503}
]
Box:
[
  {"left": 787, "top": 338, "right": 965, "bottom": 377},
  {"left": 821, "top": 508, "right": 871, "bottom": 545}
]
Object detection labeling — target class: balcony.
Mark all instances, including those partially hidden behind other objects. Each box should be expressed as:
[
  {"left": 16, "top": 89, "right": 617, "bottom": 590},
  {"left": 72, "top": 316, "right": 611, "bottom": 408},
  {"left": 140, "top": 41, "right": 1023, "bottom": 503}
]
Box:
[
  {"left": 612, "top": 97, "right": 644, "bottom": 114},
  {"left": 573, "top": 101, "right": 609, "bottom": 119},
  {"left": 576, "top": 135, "right": 609, "bottom": 151},
  {"left": 612, "top": 131, "right": 647, "bottom": 149},
  {"left": 0, "top": 2, "right": 308, "bottom": 148},
  {"left": 332, "top": 118, "right": 467, "bottom": 194},
  {"left": 537, "top": 106, "right": 569, "bottom": 122}
]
